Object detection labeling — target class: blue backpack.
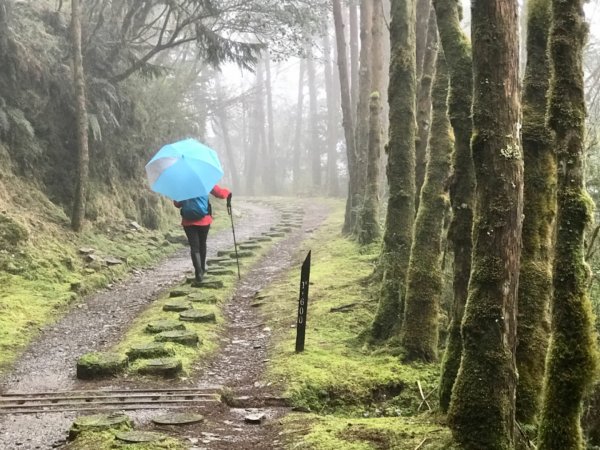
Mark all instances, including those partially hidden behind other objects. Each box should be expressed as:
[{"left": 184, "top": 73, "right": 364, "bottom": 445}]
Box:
[{"left": 180, "top": 196, "right": 211, "bottom": 220}]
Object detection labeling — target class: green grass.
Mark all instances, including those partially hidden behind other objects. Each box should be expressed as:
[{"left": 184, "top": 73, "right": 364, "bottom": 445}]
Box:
[
  {"left": 261, "top": 201, "right": 455, "bottom": 449},
  {"left": 64, "top": 431, "right": 186, "bottom": 450}
]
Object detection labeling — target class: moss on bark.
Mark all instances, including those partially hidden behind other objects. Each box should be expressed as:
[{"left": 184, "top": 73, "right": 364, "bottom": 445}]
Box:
[
  {"left": 537, "top": 1, "right": 598, "bottom": 448},
  {"left": 370, "top": 0, "right": 417, "bottom": 341},
  {"left": 432, "top": 0, "right": 475, "bottom": 413},
  {"left": 446, "top": 0, "right": 523, "bottom": 448},
  {"left": 516, "top": 0, "right": 554, "bottom": 426},
  {"left": 401, "top": 52, "right": 451, "bottom": 363}
]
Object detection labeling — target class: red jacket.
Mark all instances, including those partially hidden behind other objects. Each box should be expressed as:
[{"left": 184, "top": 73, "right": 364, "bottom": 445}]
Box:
[{"left": 173, "top": 185, "right": 231, "bottom": 227}]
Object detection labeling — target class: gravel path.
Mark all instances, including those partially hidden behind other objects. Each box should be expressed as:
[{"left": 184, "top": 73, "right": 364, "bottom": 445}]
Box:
[{"left": 0, "top": 199, "right": 332, "bottom": 450}]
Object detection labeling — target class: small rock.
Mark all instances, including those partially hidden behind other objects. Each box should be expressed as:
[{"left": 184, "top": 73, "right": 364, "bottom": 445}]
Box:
[
  {"left": 78, "top": 247, "right": 94, "bottom": 255},
  {"left": 130, "top": 221, "right": 142, "bottom": 231},
  {"left": 104, "top": 256, "right": 123, "bottom": 266},
  {"left": 244, "top": 413, "right": 266, "bottom": 424}
]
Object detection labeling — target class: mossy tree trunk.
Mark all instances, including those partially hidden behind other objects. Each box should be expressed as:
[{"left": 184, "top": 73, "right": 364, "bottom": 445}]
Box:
[
  {"left": 323, "top": 27, "right": 340, "bottom": 197},
  {"left": 349, "top": 1, "right": 359, "bottom": 120},
  {"left": 447, "top": 0, "right": 523, "bottom": 448},
  {"left": 415, "top": 9, "right": 438, "bottom": 211},
  {"left": 433, "top": 0, "right": 475, "bottom": 413},
  {"left": 264, "top": 51, "right": 277, "bottom": 195},
  {"left": 401, "top": 52, "right": 451, "bottom": 362},
  {"left": 537, "top": 1, "right": 598, "bottom": 448},
  {"left": 307, "top": 45, "right": 320, "bottom": 189},
  {"left": 515, "top": 0, "right": 554, "bottom": 426},
  {"left": 292, "top": 60, "right": 305, "bottom": 193},
  {"left": 245, "top": 60, "right": 263, "bottom": 195},
  {"left": 358, "top": 0, "right": 384, "bottom": 245},
  {"left": 70, "top": 0, "right": 90, "bottom": 232},
  {"left": 415, "top": 0, "right": 432, "bottom": 79},
  {"left": 370, "top": 0, "right": 417, "bottom": 340},
  {"left": 333, "top": 0, "right": 358, "bottom": 233},
  {"left": 352, "top": 0, "right": 373, "bottom": 236}
]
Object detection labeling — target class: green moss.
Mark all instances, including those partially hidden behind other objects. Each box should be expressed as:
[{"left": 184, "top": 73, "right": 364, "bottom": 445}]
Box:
[
  {"left": 282, "top": 414, "right": 454, "bottom": 450},
  {"left": 401, "top": 54, "right": 452, "bottom": 363},
  {"left": 516, "top": 0, "right": 554, "bottom": 426},
  {"left": 432, "top": 0, "right": 475, "bottom": 412},
  {"left": 64, "top": 430, "right": 186, "bottom": 450},
  {"left": 537, "top": 1, "right": 598, "bottom": 449},
  {"left": 370, "top": 0, "right": 418, "bottom": 340}
]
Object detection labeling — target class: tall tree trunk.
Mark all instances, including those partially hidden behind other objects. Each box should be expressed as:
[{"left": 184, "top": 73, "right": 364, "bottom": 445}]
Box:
[
  {"left": 293, "top": 59, "right": 306, "bottom": 193},
  {"left": 515, "top": 0, "right": 553, "bottom": 426},
  {"left": 358, "top": 0, "right": 384, "bottom": 245},
  {"left": 353, "top": 0, "right": 373, "bottom": 234},
  {"left": 349, "top": 1, "right": 359, "bottom": 120},
  {"left": 323, "top": 27, "right": 340, "bottom": 197},
  {"left": 434, "top": 0, "right": 475, "bottom": 413},
  {"left": 334, "top": 0, "right": 358, "bottom": 234},
  {"left": 246, "top": 61, "right": 264, "bottom": 196},
  {"left": 264, "top": 51, "right": 277, "bottom": 194},
  {"left": 400, "top": 52, "right": 451, "bottom": 363},
  {"left": 538, "top": 0, "right": 598, "bottom": 448},
  {"left": 370, "top": 0, "right": 417, "bottom": 340},
  {"left": 215, "top": 79, "right": 240, "bottom": 194},
  {"left": 307, "top": 45, "right": 321, "bottom": 189},
  {"left": 70, "top": 0, "right": 90, "bottom": 232},
  {"left": 414, "top": 8, "right": 438, "bottom": 211},
  {"left": 415, "top": 0, "right": 432, "bottom": 79},
  {"left": 447, "top": 0, "right": 523, "bottom": 448}
]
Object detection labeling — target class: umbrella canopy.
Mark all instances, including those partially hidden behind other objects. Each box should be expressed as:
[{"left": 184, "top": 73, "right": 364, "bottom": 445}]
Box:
[{"left": 145, "top": 138, "right": 224, "bottom": 201}]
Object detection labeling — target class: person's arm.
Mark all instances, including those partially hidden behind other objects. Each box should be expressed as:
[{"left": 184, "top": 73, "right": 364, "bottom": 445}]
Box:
[{"left": 210, "top": 185, "right": 231, "bottom": 199}]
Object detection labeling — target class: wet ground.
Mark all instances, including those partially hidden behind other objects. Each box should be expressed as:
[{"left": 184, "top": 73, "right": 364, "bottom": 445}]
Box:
[{"left": 0, "top": 199, "right": 329, "bottom": 450}]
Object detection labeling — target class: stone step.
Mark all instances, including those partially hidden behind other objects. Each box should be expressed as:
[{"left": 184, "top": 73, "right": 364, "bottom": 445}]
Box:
[
  {"left": 154, "top": 330, "right": 200, "bottom": 347},
  {"left": 136, "top": 358, "right": 183, "bottom": 378},
  {"left": 179, "top": 309, "right": 217, "bottom": 323},
  {"left": 127, "top": 342, "right": 174, "bottom": 360},
  {"left": 76, "top": 352, "right": 128, "bottom": 380}
]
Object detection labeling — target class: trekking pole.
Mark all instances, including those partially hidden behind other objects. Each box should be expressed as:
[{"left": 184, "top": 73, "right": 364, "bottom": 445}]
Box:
[{"left": 227, "top": 197, "right": 241, "bottom": 279}]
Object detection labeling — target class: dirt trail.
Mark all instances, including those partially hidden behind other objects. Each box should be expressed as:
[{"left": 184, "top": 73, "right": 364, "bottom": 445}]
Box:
[{"left": 0, "top": 200, "right": 329, "bottom": 450}]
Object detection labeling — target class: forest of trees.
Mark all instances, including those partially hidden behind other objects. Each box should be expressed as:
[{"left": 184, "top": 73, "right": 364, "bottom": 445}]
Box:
[{"left": 5, "top": 0, "right": 600, "bottom": 448}]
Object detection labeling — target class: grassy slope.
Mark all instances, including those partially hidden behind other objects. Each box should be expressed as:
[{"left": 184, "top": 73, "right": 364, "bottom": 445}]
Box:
[
  {"left": 0, "top": 164, "right": 232, "bottom": 373},
  {"left": 262, "top": 202, "right": 455, "bottom": 449}
]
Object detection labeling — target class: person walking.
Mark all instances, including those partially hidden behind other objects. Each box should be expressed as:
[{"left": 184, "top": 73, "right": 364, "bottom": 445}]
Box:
[{"left": 174, "top": 185, "right": 232, "bottom": 282}]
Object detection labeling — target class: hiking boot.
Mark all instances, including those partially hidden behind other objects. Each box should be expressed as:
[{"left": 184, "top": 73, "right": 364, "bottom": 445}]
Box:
[{"left": 191, "top": 252, "right": 204, "bottom": 282}]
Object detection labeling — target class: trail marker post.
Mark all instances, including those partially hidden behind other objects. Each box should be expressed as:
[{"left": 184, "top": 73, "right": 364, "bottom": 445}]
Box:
[{"left": 295, "top": 251, "right": 311, "bottom": 353}]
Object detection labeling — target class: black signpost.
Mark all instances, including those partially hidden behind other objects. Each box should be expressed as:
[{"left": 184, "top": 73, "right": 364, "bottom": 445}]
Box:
[{"left": 295, "top": 251, "right": 311, "bottom": 353}]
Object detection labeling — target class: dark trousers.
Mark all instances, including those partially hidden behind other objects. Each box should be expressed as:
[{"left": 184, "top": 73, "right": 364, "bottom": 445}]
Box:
[{"left": 183, "top": 225, "right": 210, "bottom": 274}]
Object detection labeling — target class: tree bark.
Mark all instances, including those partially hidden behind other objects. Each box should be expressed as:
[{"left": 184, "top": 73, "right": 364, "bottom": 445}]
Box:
[
  {"left": 400, "top": 53, "right": 451, "bottom": 363},
  {"left": 245, "top": 60, "right": 263, "bottom": 196},
  {"left": 293, "top": 59, "right": 306, "bottom": 193},
  {"left": 515, "top": 0, "right": 553, "bottom": 426},
  {"left": 323, "top": 26, "right": 340, "bottom": 197},
  {"left": 307, "top": 45, "right": 321, "bottom": 189},
  {"left": 358, "top": 0, "right": 384, "bottom": 245},
  {"left": 264, "top": 51, "right": 277, "bottom": 194},
  {"left": 349, "top": 1, "right": 359, "bottom": 120},
  {"left": 416, "top": 0, "right": 432, "bottom": 79},
  {"left": 538, "top": 0, "right": 598, "bottom": 448},
  {"left": 447, "top": 0, "right": 523, "bottom": 448},
  {"left": 433, "top": 0, "right": 475, "bottom": 414},
  {"left": 370, "top": 0, "right": 417, "bottom": 340},
  {"left": 333, "top": 0, "right": 358, "bottom": 234},
  {"left": 352, "top": 0, "right": 373, "bottom": 235},
  {"left": 215, "top": 78, "right": 240, "bottom": 194},
  {"left": 70, "top": 0, "right": 90, "bottom": 232},
  {"left": 414, "top": 8, "right": 438, "bottom": 211}
]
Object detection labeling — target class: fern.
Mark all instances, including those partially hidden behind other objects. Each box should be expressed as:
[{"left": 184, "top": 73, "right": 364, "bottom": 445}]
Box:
[{"left": 88, "top": 113, "right": 102, "bottom": 141}]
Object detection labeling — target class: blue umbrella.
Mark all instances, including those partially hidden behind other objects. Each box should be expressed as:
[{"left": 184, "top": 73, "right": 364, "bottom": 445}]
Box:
[{"left": 145, "top": 138, "right": 224, "bottom": 201}]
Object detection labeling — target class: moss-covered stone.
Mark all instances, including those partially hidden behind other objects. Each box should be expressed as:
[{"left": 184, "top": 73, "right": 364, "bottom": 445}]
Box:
[
  {"left": 76, "top": 352, "right": 128, "bottom": 379},
  {"left": 239, "top": 244, "right": 261, "bottom": 250},
  {"left": 207, "top": 257, "right": 229, "bottom": 266},
  {"left": 151, "top": 412, "right": 204, "bottom": 425},
  {"left": 187, "top": 293, "right": 218, "bottom": 304},
  {"left": 230, "top": 251, "right": 253, "bottom": 259},
  {"left": 191, "top": 278, "right": 224, "bottom": 289},
  {"left": 179, "top": 309, "right": 216, "bottom": 323},
  {"left": 169, "top": 289, "right": 190, "bottom": 298},
  {"left": 217, "top": 249, "right": 233, "bottom": 257},
  {"left": 136, "top": 357, "right": 183, "bottom": 377},
  {"left": 154, "top": 330, "right": 200, "bottom": 347},
  {"left": 162, "top": 300, "right": 192, "bottom": 312},
  {"left": 69, "top": 413, "right": 132, "bottom": 440},
  {"left": 115, "top": 431, "right": 169, "bottom": 443},
  {"left": 126, "top": 342, "right": 174, "bottom": 360},
  {"left": 250, "top": 236, "right": 272, "bottom": 242},
  {"left": 207, "top": 268, "right": 234, "bottom": 276},
  {"left": 146, "top": 319, "right": 186, "bottom": 333},
  {"left": 265, "top": 232, "right": 285, "bottom": 238}
]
